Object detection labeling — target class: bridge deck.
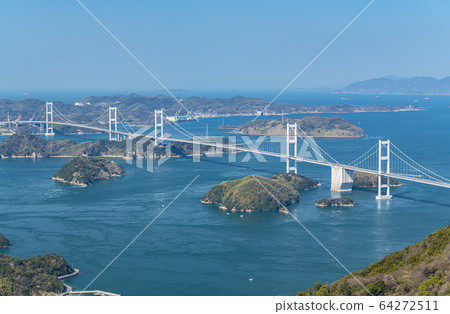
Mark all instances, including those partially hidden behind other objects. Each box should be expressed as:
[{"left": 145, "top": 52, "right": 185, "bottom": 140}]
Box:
[{"left": 3, "top": 120, "right": 450, "bottom": 189}]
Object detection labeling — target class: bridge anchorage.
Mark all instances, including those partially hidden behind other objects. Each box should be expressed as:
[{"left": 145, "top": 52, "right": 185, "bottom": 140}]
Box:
[
  {"left": 328, "top": 140, "right": 395, "bottom": 199},
  {"left": 331, "top": 166, "right": 354, "bottom": 193}
]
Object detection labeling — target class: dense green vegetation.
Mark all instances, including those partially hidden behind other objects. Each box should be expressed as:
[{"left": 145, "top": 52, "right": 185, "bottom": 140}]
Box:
[
  {"left": 0, "top": 233, "right": 9, "bottom": 248},
  {"left": 0, "top": 133, "right": 73, "bottom": 158},
  {"left": 60, "top": 139, "right": 126, "bottom": 157},
  {"left": 315, "top": 196, "right": 355, "bottom": 207},
  {"left": 0, "top": 133, "right": 126, "bottom": 158},
  {"left": 296, "top": 225, "right": 450, "bottom": 296},
  {"left": 0, "top": 253, "right": 73, "bottom": 296},
  {"left": 202, "top": 173, "right": 319, "bottom": 212},
  {"left": 0, "top": 133, "right": 230, "bottom": 159},
  {"left": 237, "top": 116, "right": 364, "bottom": 137},
  {"left": 353, "top": 172, "right": 401, "bottom": 188},
  {"left": 53, "top": 156, "right": 125, "bottom": 185}
]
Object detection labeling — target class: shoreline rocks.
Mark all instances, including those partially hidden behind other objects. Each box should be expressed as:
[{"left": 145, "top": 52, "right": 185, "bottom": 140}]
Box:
[{"left": 0, "top": 233, "right": 10, "bottom": 248}]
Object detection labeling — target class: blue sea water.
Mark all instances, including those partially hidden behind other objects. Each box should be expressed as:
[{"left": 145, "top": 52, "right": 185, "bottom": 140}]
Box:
[{"left": 0, "top": 91, "right": 449, "bottom": 296}]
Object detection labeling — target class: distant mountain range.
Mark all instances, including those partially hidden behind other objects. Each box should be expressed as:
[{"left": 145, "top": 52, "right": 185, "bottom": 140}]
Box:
[{"left": 336, "top": 76, "right": 450, "bottom": 95}]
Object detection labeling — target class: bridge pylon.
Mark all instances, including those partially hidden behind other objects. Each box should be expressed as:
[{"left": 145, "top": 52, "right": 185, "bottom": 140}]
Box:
[
  {"left": 286, "top": 122, "right": 298, "bottom": 174},
  {"left": 154, "top": 109, "right": 164, "bottom": 144},
  {"left": 45, "top": 102, "right": 55, "bottom": 136},
  {"left": 109, "top": 106, "right": 118, "bottom": 141},
  {"left": 376, "top": 139, "right": 392, "bottom": 200}
]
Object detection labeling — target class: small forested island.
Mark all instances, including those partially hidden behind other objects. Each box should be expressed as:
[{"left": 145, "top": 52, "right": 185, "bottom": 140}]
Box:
[
  {"left": 353, "top": 172, "right": 401, "bottom": 188},
  {"left": 315, "top": 196, "right": 355, "bottom": 207},
  {"left": 53, "top": 156, "right": 125, "bottom": 186},
  {"left": 296, "top": 224, "right": 450, "bottom": 296},
  {"left": 0, "top": 233, "right": 10, "bottom": 248},
  {"left": 0, "top": 253, "right": 74, "bottom": 296},
  {"left": 202, "top": 173, "right": 320, "bottom": 213},
  {"left": 236, "top": 116, "right": 364, "bottom": 137}
]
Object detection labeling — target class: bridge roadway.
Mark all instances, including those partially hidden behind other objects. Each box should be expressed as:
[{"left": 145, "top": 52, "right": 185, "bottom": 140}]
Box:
[{"left": 3, "top": 120, "right": 450, "bottom": 189}]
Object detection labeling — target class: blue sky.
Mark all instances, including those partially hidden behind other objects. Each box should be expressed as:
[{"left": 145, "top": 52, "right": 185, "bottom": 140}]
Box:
[{"left": 1, "top": 0, "right": 449, "bottom": 91}]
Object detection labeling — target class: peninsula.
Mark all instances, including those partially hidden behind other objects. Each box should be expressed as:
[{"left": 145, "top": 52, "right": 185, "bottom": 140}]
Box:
[
  {"left": 236, "top": 116, "right": 364, "bottom": 137},
  {"left": 202, "top": 173, "right": 320, "bottom": 213},
  {"left": 0, "top": 133, "right": 230, "bottom": 159},
  {"left": 296, "top": 224, "right": 450, "bottom": 296},
  {"left": 53, "top": 156, "right": 125, "bottom": 186},
  {"left": 0, "top": 133, "right": 125, "bottom": 158},
  {"left": 0, "top": 253, "right": 74, "bottom": 296}
]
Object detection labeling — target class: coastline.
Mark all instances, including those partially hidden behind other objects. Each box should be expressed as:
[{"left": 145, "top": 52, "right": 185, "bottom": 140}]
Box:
[{"left": 52, "top": 176, "right": 88, "bottom": 186}]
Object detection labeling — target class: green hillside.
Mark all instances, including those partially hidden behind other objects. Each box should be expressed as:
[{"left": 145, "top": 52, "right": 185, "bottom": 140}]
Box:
[
  {"left": 202, "top": 173, "right": 320, "bottom": 213},
  {"left": 53, "top": 156, "right": 125, "bottom": 185},
  {"left": 0, "top": 133, "right": 230, "bottom": 159},
  {"left": 0, "top": 133, "right": 126, "bottom": 158},
  {"left": 237, "top": 116, "right": 364, "bottom": 137},
  {"left": 0, "top": 253, "right": 73, "bottom": 296},
  {"left": 296, "top": 225, "right": 450, "bottom": 296}
]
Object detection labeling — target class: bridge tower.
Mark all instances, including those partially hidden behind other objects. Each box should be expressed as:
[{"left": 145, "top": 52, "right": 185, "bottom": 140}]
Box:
[
  {"left": 154, "top": 109, "right": 164, "bottom": 144},
  {"left": 45, "top": 102, "right": 55, "bottom": 136},
  {"left": 376, "top": 140, "right": 392, "bottom": 200},
  {"left": 109, "top": 106, "right": 118, "bottom": 141},
  {"left": 286, "top": 122, "right": 298, "bottom": 174}
]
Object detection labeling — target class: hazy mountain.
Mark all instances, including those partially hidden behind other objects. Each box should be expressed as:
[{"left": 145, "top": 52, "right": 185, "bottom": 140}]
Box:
[{"left": 336, "top": 76, "right": 450, "bottom": 95}]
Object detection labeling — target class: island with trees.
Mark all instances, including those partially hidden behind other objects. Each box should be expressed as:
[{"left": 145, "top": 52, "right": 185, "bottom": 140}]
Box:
[
  {"left": 0, "top": 133, "right": 230, "bottom": 159},
  {"left": 0, "top": 133, "right": 126, "bottom": 158},
  {"left": 296, "top": 224, "right": 450, "bottom": 296},
  {"left": 353, "top": 172, "right": 401, "bottom": 188},
  {"left": 236, "top": 116, "right": 364, "bottom": 137},
  {"left": 315, "top": 196, "right": 355, "bottom": 207},
  {"left": 53, "top": 156, "right": 125, "bottom": 186},
  {"left": 202, "top": 173, "right": 320, "bottom": 213},
  {"left": 0, "top": 253, "right": 74, "bottom": 296}
]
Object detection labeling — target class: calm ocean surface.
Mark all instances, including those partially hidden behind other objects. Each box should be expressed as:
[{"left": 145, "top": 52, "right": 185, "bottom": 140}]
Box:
[{"left": 0, "top": 92, "right": 449, "bottom": 295}]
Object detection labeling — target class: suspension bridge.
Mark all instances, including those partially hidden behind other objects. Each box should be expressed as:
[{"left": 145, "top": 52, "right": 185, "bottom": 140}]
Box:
[{"left": 2, "top": 101, "right": 450, "bottom": 199}]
